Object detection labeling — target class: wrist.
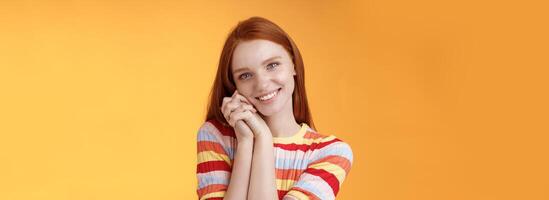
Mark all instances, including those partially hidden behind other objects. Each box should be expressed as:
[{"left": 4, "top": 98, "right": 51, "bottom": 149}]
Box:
[
  {"left": 237, "top": 137, "right": 254, "bottom": 144},
  {"left": 254, "top": 133, "right": 273, "bottom": 142}
]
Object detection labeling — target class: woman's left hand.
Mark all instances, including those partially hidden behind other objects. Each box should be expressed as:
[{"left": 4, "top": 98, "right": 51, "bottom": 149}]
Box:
[
  {"left": 227, "top": 90, "right": 271, "bottom": 139},
  {"left": 244, "top": 110, "right": 272, "bottom": 139}
]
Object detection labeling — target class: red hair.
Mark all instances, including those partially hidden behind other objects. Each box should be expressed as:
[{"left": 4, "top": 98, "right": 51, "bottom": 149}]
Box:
[{"left": 205, "top": 16, "right": 315, "bottom": 129}]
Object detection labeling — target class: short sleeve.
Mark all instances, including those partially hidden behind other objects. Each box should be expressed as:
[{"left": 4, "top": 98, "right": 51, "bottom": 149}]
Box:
[
  {"left": 284, "top": 137, "right": 354, "bottom": 200},
  {"left": 196, "top": 122, "right": 233, "bottom": 200}
]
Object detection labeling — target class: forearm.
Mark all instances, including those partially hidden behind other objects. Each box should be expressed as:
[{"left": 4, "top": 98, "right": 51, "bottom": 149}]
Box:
[
  {"left": 247, "top": 135, "right": 278, "bottom": 200},
  {"left": 224, "top": 137, "right": 253, "bottom": 200}
]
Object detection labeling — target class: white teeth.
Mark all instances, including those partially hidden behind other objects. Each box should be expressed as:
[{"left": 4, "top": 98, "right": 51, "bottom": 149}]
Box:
[{"left": 258, "top": 90, "right": 278, "bottom": 101}]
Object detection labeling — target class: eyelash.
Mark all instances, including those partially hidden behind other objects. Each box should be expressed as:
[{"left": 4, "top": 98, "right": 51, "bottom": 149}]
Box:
[
  {"left": 266, "top": 62, "right": 279, "bottom": 70},
  {"left": 238, "top": 62, "right": 280, "bottom": 80},
  {"left": 239, "top": 73, "right": 252, "bottom": 80}
]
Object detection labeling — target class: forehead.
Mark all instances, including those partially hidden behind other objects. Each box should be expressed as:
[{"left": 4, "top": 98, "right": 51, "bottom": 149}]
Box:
[{"left": 231, "top": 39, "right": 289, "bottom": 70}]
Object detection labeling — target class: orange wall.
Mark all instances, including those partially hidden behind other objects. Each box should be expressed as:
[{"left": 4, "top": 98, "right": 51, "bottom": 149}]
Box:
[{"left": 1, "top": 0, "right": 548, "bottom": 199}]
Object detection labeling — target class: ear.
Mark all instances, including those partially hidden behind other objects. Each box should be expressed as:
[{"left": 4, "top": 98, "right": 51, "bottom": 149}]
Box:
[{"left": 292, "top": 64, "right": 297, "bottom": 76}]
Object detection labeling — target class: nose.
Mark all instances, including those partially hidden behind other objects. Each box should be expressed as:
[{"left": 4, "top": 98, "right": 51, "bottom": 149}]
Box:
[{"left": 253, "top": 72, "right": 271, "bottom": 92}]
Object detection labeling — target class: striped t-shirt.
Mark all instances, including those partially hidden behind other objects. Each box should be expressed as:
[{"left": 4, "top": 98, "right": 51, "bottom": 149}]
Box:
[{"left": 196, "top": 119, "right": 353, "bottom": 200}]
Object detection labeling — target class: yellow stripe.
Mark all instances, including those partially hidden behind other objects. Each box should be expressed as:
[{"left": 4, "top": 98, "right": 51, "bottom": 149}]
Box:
[
  {"left": 276, "top": 178, "right": 296, "bottom": 190},
  {"left": 200, "top": 191, "right": 225, "bottom": 200},
  {"left": 273, "top": 123, "right": 308, "bottom": 143},
  {"left": 197, "top": 151, "right": 231, "bottom": 165},
  {"left": 319, "top": 135, "right": 337, "bottom": 142},
  {"left": 286, "top": 190, "right": 311, "bottom": 200},
  {"left": 274, "top": 138, "right": 311, "bottom": 145},
  {"left": 274, "top": 135, "right": 338, "bottom": 146}
]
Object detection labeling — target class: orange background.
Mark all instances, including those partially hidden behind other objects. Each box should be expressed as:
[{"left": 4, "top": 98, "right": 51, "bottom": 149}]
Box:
[{"left": 1, "top": 0, "right": 548, "bottom": 199}]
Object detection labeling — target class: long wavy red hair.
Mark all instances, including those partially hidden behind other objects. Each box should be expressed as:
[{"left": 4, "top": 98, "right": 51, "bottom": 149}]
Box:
[{"left": 205, "top": 16, "right": 315, "bottom": 130}]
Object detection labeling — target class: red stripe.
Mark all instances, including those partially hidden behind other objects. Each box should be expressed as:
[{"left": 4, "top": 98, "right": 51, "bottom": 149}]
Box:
[
  {"left": 305, "top": 167, "right": 340, "bottom": 195},
  {"left": 197, "top": 184, "right": 227, "bottom": 197},
  {"left": 303, "top": 131, "right": 324, "bottom": 139},
  {"left": 276, "top": 168, "right": 306, "bottom": 180},
  {"left": 197, "top": 160, "right": 231, "bottom": 173},
  {"left": 197, "top": 141, "right": 227, "bottom": 155},
  {"left": 208, "top": 119, "right": 236, "bottom": 137},
  {"left": 277, "top": 190, "right": 289, "bottom": 200},
  {"left": 309, "top": 155, "right": 352, "bottom": 174},
  {"left": 273, "top": 138, "right": 341, "bottom": 152}
]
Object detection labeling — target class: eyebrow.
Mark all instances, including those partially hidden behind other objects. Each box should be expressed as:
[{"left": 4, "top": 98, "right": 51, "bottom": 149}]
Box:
[{"left": 233, "top": 56, "right": 282, "bottom": 74}]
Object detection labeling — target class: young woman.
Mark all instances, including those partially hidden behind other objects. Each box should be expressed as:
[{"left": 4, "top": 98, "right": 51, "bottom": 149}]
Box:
[{"left": 196, "top": 16, "right": 353, "bottom": 200}]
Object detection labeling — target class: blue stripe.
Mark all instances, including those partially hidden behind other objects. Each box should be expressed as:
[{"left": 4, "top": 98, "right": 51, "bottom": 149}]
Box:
[
  {"left": 197, "top": 173, "right": 229, "bottom": 189},
  {"left": 313, "top": 142, "right": 353, "bottom": 163},
  {"left": 197, "top": 129, "right": 218, "bottom": 142},
  {"left": 197, "top": 128, "right": 235, "bottom": 159},
  {"left": 292, "top": 178, "right": 329, "bottom": 198},
  {"left": 275, "top": 157, "right": 310, "bottom": 170}
]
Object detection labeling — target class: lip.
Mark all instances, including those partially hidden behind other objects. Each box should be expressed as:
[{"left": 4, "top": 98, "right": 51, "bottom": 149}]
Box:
[
  {"left": 255, "top": 88, "right": 281, "bottom": 102},
  {"left": 255, "top": 88, "right": 281, "bottom": 98}
]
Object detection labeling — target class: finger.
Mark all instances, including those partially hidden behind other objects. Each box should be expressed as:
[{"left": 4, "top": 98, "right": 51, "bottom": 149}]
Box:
[
  {"left": 223, "top": 109, "right": 230, "bottom": 123},
  {"left": 234, "top": 120, "right": 251, "bottom": 134},
  {"left": 228, "top": 94, "right": 250, "bottom": 111},
  {"left": 234, "top": 104, "right": 255, "bottom": 114},
  {"left": 223, "top": 101, "right": 240, "bottom": 120},
  {"left": 228, "top": 112, "right": 242, "bottom": 127},
  {"left": 222, "top": 100, "right": 234, "bottom": 121},
  {"left": 228, "top": 105, "right": 250, "bottom": 126},
  {"left": 229, "top": 112, "right": 244, "bottom": 126},
  {"left": 221, "top": 97, "right": 231, "bottom": 113},
  {"left": 222, "top": 91, "right": 238, "bottom": 115},
  {"left": 241, "top": 104, "right": 257, "bottom": 113},
  {"left": 226, "top": 101, "right": 240, "bottom": 113},
  {"left": 233, "top": 90, "right": 248, "bottom": 102},
  {"left": 243, "top": 112, "right": 263, "bottom": 132},
  {"left": 230, "top": 92, "right": 254, "bottom": 107},
  {"left": 229, "top": 109, "right": 253, "bottom": 127},
  {"left": 221, "top": 98, "right": 229, "bottom": 118},
  {"left": 234, "top": 94, "right": 253, "bottom": 105},
  {"left": 239, "top": 110, "right": 255, "bottom": 124},
  {"left": 228, "top": 94, "right": 240, "bottom": 105}
]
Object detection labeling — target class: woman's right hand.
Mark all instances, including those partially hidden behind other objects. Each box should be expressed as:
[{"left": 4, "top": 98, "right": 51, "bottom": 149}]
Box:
[{"left": 221, "top": 90, "right": 257, "bottom": 141}]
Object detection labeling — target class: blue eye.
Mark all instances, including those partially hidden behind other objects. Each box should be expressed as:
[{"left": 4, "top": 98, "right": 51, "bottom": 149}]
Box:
[
  {"left": 239, "top": 73, "right": 252, "bottom": 80},
  {"left": 267, "top": 62, "right": 279, "bottom": 70}
]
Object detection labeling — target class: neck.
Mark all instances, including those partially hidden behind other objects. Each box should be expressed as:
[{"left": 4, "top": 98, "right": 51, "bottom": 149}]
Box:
[{"left": 263, "top": 100, "right": 301, "bottom": 138}]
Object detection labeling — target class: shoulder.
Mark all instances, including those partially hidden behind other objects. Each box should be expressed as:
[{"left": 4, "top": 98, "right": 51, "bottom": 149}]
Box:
[
  {"left": 306, "top": 129, "right": 354, "bottom": 165},
  {"left": 196, "top": 119, "right": 237, "bottom": 152}
]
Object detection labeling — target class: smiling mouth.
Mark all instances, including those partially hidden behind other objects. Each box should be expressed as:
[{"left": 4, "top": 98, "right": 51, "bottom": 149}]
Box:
[{"left": 256, "top": 88, "right": 281, "bottom": 101}]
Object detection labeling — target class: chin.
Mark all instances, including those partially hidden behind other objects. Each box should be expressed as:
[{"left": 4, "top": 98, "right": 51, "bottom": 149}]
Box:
[
  {"left": 254, "top": 96, "right": 291, "bottom": 117},
  {"left": 252, "top": 100, "right": 282, "bottom": 117},
  {"left": 257, "top": 107, "right": 280, "bottom": 117}
]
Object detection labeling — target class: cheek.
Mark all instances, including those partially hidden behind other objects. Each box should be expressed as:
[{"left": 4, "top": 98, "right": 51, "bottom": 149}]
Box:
[
  {"left": 286, "top": 79, "right": 295, "bottom": 94},
  {"left": 274, "top": 68, "right": 292, "bottom": 81},
  {"left": 278, "top": 72, "right": 295, "bottom": 88},
  {"left": 235, "top": 84, "right": 254, "bottom": 100}
]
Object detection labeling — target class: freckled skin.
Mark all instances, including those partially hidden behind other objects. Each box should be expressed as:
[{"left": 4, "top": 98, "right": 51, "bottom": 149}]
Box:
[{"left": 231, "top": 39, "right": 297, "bottom": 117}]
